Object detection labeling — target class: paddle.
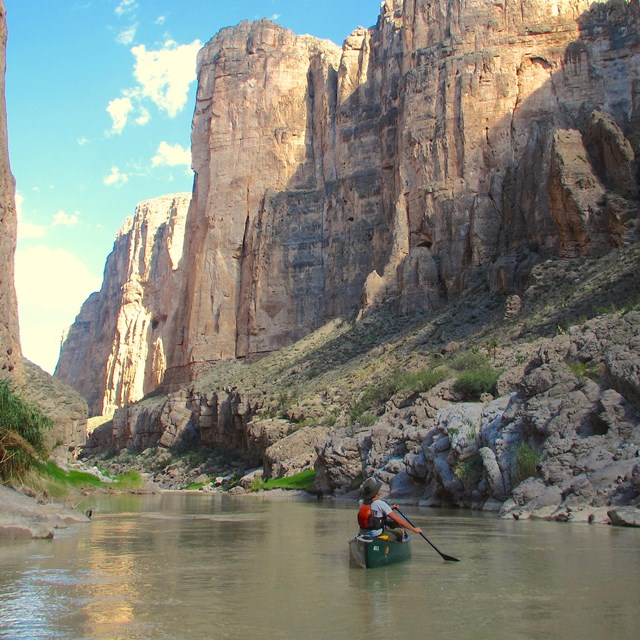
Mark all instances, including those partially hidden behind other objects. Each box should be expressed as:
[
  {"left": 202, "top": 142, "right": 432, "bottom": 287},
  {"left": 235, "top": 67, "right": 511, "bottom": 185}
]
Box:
[{"left": 393, "top": 507, "right": 460, "bottom": 562}]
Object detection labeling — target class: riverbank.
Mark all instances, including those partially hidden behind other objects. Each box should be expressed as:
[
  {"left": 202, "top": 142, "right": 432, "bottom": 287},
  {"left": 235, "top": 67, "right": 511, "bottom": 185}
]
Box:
[
  {"left": 0, "top": 484, "right": 90, "bottom": 539},
  {"left": 3, "top": 472, "right": 638, "bottom": 541}
]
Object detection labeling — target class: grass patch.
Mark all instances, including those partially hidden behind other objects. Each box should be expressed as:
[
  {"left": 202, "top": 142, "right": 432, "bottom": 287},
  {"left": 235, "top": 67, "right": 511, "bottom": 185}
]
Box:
[
  {"left": 25, "top": 462, "right": 144, "bottom": 498},
  {"left": 39, "top": 460, "right": 103, "bottom": 487},
  {"left": 111, "top": 470, "right": 144, "bottom": 491},
  {"left": 453, "top": 365, "right": 501, "bottom": 400},
  {"left": 453, "top": 452, "right": 484, "bottom": 487},
  {"left": 511, "top": 442, "right": 542, "bottom": 486},
  {"left": 253, "top": 469, "right": 316, "bottom": 491},
  {"left": 567, "top": 361, "right": 603, "bottom": 382}
]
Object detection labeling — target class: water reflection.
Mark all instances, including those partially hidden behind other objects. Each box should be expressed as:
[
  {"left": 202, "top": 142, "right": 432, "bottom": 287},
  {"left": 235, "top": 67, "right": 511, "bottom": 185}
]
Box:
[{"left": 0, "top": 495, "right": 638, "bottom": 640}]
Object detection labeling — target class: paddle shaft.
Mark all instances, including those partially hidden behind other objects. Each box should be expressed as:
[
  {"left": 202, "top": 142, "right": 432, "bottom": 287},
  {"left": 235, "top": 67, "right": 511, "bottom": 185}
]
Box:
[{"left": 394, "top": 508, "right": 460, "bottom": 562}]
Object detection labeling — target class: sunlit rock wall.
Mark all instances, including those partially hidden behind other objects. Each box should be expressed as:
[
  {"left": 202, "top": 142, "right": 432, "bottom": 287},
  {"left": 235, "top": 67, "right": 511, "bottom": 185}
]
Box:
[{"left": 55, "top": 194, "right": 190, "bottom": 415}]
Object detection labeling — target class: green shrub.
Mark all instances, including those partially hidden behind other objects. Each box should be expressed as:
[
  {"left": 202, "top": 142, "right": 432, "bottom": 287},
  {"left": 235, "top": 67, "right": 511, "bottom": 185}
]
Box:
[
  {"left": 453, "top": 365, "right": 501, "bottom": 400},
  {"left": 0, "top": 380, "right": 53, "bottom": 483},
  {"left": 449, "top": 351, "right": 490, "bottom": 372},
  {"left": 396, "top": 367, "right": 448, "bottom": 394},
  {"left": 512, "top": 442, "right": 542, "bottom": 485},
  {"left": 453, "top": 452, "right": 484, "bottom": 486},
  {"left": 112, "top": 470, "right": 144, "bottom": 491},
  {"left": 349, "top": 367, "right": 447, "bottom": 423}
]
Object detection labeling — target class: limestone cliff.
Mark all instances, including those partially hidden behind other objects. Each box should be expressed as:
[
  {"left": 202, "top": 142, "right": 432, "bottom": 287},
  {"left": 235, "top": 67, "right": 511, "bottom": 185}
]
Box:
[
  {"left": 63, "top": 0, "right": 639, "bottom": 414},
  {"left": 0, "top": 0, "right": 21, "bottom": 382},
  {"left": 55, "top": 194, "right": 190, "bottom": 415},
  {"left": 169, "top": 0, "right": 639, "bottom": 377}
]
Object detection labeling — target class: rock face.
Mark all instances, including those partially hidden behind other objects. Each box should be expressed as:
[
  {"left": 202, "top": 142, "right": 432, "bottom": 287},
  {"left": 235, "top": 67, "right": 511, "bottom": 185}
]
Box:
[
  {"left": 168, "top": 0, "right": 640, "bottom": 378},
  {"left": 22, "top": 360, "right": 88, "bottom": 461},
  {"left": 55, "top": 194, "right": 190, "bottom": 416},
  {"left": 0, "top": 0, "right": 22, "bottom": 383},
  {"left": 59, "top": 1, "right": 639, "bottom": 413},
  {"left": 313, "top": 310, "right": 640, "bottom": 520}
]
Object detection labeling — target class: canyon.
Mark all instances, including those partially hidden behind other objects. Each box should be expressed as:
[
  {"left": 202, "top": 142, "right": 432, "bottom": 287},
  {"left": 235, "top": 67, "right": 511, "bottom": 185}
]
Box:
[{"left": 0, "top": 1, "right": 638, "bottom": 520}]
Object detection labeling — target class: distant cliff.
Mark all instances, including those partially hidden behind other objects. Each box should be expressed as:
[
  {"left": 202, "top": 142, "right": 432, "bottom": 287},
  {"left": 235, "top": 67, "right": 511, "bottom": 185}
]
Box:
[
  {"left": 55, "top": 194, "right": 190, "bottom": 415},
  {"left": 0, "top": 0, "right": 21, "bottom": 381},
  {"left": 59, "top": 0, "right": 639, "bottom": 414}
]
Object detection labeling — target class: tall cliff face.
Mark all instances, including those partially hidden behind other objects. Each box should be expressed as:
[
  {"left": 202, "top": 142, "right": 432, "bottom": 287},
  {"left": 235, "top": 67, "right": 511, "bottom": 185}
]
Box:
[
  {"left": 396, "top": 0, "right": 640, "bottom": 303},
  {"left": 0, "top": 0, "right": 22, "bottom": 382},
  {"left": 55, "top": 194, "right": 190, "bottom": 415},
  {"left": 61, "top": 0, "right": 639, "bottom": 414},
  {"left": 169, "top": 0, "right": 639, "bottom": 376}
]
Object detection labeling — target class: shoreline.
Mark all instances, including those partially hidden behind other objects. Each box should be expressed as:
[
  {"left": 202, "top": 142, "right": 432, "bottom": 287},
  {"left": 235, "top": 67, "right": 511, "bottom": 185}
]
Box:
[{"left": 2, "top": 483, "right": 638, "bottom": 541}]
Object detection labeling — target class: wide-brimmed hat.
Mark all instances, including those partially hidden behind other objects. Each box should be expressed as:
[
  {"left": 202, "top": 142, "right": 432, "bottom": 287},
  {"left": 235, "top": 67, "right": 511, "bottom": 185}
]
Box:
[{"left": 360, "top": 477, "right": 382, "bottom": 501}]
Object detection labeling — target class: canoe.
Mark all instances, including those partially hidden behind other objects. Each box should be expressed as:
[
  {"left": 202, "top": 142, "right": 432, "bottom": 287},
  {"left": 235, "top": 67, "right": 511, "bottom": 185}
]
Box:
[{"left": 349, "top": 534, "right": 411, "bottom": 569}]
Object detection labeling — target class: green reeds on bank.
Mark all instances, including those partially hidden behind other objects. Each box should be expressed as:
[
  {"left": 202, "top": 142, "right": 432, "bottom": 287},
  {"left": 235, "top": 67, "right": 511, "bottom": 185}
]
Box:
[{"left": 0, "top": 379, "right": 52, "bottom": 484}]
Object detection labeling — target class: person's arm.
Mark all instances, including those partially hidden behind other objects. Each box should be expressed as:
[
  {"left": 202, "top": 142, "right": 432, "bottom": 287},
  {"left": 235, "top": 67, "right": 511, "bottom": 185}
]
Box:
[{"left": 388, "top": 507, "right": 423, "bottom": 534}]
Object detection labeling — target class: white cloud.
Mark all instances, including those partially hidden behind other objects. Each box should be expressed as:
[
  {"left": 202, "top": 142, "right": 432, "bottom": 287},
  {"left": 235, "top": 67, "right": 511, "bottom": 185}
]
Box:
[
  {"left": 106, "top": 96, "right": 133, "bottom": 135},
  {"left": 115, "top": 0, "right": 138, "bottom": 17},
  {"left": 131, "top": 39, "right": 202, "bottom": 117},
  {"left": 15, "top": 246, "right": 102, "bottom": 373},
  {"left": 117, "top": 24, "right": 137, "bottom": 46},
  {"left": 53, "top": 210, "right": 80, "bottom": 226},
  {"left": 151, "top": 141, "right": 191, "bottom": 168},
  {"left": 270, "top": 14, "right": 282, "bottom": 21},
  {"left": 104, "top": 166, "right": 129, "bottom": 187},
  {"left": 77, "top": 136, "right": 89, "bottom": 146},
  {"left": 105, "top": 39, "right": 200, "bottom": 133},
  {"left": 16, "top": 192, "right": 47, "bottom": 239},
  {"left": 135, "top": 106, "right": 150, "bottom": 126}
]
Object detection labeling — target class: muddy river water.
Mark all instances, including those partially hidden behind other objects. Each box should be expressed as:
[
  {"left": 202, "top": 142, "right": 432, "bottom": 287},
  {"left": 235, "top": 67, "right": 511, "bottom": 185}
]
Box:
[{"left": 0, "top": 492, "right": 638, "bottom": 639}]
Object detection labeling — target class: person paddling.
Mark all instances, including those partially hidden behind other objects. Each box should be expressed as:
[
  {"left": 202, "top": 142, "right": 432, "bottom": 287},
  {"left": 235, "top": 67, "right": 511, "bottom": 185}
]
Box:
[{"left": 357, "top": 477, "right": 423, "bottom": 542}]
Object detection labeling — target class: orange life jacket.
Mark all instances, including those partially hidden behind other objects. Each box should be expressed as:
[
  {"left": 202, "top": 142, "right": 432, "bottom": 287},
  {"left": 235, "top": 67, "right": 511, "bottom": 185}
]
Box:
[{"left": 358, "top": 502, "right": 386, "bottom": 530}]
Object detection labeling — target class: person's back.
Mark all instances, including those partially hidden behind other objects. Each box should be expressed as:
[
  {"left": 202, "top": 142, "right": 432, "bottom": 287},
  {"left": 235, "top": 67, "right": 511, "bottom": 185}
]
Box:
[{"left": 357, "top": 478, "right": 422, "bottom": 542}]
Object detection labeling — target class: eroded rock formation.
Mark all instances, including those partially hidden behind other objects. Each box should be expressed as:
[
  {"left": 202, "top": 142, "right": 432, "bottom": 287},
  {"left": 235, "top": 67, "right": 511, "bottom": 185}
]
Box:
[
  {"left": 67, "top": 1, "right": 639, "bottom": 425},
  {"left": 0, "top": 0, "right": 21, "bottom": 382},
  {"left": 55, "top": 194, "right": 190, "bottom": 415}
]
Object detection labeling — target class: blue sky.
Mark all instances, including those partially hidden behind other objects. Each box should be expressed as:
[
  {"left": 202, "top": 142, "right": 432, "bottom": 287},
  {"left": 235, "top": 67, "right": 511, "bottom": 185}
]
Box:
[{"left": 5, "top": 0, "right": 379, "bottom": 373}]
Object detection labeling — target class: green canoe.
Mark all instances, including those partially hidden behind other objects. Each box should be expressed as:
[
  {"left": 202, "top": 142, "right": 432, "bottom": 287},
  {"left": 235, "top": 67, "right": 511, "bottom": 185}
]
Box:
[{"left": 349, "top": 534, "right": 412, "bottom": 569}]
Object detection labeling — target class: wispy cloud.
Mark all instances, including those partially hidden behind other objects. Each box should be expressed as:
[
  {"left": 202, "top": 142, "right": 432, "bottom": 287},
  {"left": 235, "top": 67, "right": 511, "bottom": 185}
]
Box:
[
  {"left": 104, "top": 166, "right": 129, "bottom": 187},
  {"left": 131, "top": 40, "right": 202, "bottom": 117},
  {"left": 16, "top": 192, "right": 46, "bottom": 240},
  {"left": 151, "top": 141, "right": 191, "bottom": 168},
  {"left": 53, "top": 210, "right": 80, "bottom": 226},
  {"left": 106, "top": 96, "right": 133, "bottom": 135},
  {"left": 115, "top": 0, "right": 138, "bottom": 17},
  {"left": 117, "top": 24, "right": 138, "bottom": 46}
]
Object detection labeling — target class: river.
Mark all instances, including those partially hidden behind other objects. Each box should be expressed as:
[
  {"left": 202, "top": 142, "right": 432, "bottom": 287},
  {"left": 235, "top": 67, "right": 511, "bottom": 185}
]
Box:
[{"left": 0, "top": 492, "right": 638, "bottom": 640}]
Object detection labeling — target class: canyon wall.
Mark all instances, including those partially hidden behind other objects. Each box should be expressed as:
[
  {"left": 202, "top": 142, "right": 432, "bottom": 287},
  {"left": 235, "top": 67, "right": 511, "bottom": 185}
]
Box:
[
  {"left": 55, "top": 194, "right": 190, "bottom": 415},
  {"left": 61, "top": 0, "right": 639, "bottom": 414},
  {"left": 0, "top": 0, "right": 21, "bottom": 382},
  {"left": 170, "top": 0, "right": 639, "bottom": 374}
]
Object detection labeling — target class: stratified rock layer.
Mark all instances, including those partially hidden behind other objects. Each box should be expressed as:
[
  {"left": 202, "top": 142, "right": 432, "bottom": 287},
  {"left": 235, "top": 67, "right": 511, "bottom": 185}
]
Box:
[{"left": 55, "top": 194, "right": 190, "bottom": 415}]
